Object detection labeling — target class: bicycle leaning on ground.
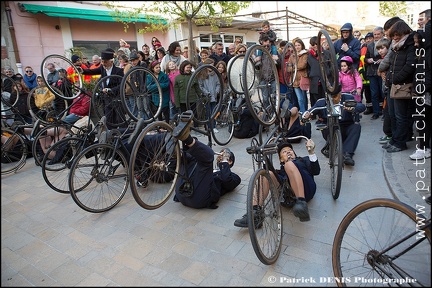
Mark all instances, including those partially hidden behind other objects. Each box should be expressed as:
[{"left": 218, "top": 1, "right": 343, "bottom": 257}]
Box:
[{"left": 332, "top": 197, "right": 431, "bottom": 287}]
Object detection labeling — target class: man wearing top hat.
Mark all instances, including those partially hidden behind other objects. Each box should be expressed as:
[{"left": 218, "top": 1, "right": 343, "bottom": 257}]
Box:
[{"left": 79, "top": 50, "right": 126, "bottom": 128}]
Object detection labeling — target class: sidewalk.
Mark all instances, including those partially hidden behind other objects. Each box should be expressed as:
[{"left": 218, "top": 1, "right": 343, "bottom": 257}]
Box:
[{"left": 382, "top": 139, "right": 431, "bottom": 214}]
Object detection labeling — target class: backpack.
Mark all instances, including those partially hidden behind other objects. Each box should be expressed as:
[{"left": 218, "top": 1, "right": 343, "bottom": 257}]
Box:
[{"left": 233, "top": 107, "right": 259, "bottom": 139}]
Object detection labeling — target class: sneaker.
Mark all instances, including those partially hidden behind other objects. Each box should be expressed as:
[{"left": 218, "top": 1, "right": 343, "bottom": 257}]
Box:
[
  {"left": 234, "top": 206, "right": 263, "bottom": 228},
  {"left": 213, "top": 128, "right": 219, "bottom": 133},
  {"left": 378, "top": 135, "right": 391, "bottom": 144},
  {"left": 409, "top": 148, "right": 431, "bottom": 160},
  {"left": 386, "top": 144, "right": 404, "bottom": 153},
  {"left": 382, "top": 142, "right": 392, "bottom": 149},
  {"left": 343, "top": 153, "right": 355, "bottom": 166},
  {"left": 292, "top": 200, "right": 310, "bottom": 222}
]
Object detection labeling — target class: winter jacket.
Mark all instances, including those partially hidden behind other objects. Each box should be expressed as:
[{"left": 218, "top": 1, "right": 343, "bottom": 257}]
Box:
[{"left": 334, "top": 23, "right": 362, "bottom": 69}]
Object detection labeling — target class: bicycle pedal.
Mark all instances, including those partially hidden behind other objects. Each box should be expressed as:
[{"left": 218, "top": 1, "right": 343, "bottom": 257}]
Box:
[{"left": 180, "top": 110, "right": 193, "bottom": 122}]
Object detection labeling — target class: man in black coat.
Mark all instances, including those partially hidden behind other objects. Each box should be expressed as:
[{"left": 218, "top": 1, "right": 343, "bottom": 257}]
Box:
[{"left": 79, "top": 50, "right": 126, "bottom": 128}]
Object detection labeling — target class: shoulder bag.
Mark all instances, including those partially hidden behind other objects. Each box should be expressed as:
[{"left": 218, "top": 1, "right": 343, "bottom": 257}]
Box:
[{"left": 390, "top": 83, "right": 413, "bottom": 99}]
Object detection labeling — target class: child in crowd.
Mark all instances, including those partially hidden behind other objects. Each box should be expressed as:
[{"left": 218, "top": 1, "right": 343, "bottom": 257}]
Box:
[
  {"left": 375, "top": 38, "right": 392, "bottom": 145},
  {"left": 338, "top": 56, "right": 362, "bottom": 102},
  {"left": 255, "top": 20, "right": 279, "bottom": 66}
]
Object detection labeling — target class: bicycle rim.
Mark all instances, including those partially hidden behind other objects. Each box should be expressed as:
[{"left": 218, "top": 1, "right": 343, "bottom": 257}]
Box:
[
  {"left": 247, "top": 169, "right": 283, "bottom": 265},
  {"left": 317, "top": 30, "right": 339, "bottom": 94},
  {"left": 227, "top": 54, "right": 247, "bottom": 95},
  {"left": 332, "top": 198, "right": 431, "bottom": 287},
  {"left": 280, "top": 42, "right": 297, "bottom": 87},
  {"left": 69, "top": 143, "right": 129, "bottom": 213},
  {"left": 211, "top": 103, "right": 234, "bottom": 146},
  {"left": 1, "top": 127, "right": 27, "bottom": 175},
  {"left": 330, "top": 128, "right": 343, "bottom": 200},
  {"left": 129, "top": 121, "right": 180, "bottom": 210},
  {"left": 1, "top": 73, "right": 19, "bottom": 110}
]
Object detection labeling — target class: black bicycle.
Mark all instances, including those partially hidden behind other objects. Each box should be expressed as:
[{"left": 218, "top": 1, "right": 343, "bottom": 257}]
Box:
[{"left": 332, "top": 197, "right": 431, "bottom": 287}]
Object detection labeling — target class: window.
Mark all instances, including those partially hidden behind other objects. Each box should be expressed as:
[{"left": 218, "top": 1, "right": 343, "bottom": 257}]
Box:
[
  {"left": 72, "top": 41, "right": 138, "bottom": 58},
  {"left": 198, "top": 33, "right": 244, "bottom": 51}
]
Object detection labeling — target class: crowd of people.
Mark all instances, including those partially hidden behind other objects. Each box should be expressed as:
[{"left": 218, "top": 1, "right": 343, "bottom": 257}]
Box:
[{"left": 1, "top": 10, "right": 430, "bottom": 225}]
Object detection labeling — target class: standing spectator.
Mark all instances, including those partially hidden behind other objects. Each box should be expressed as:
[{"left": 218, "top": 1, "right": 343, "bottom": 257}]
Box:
[
  {"left": 334, "top": 23, "right": 362, "bottom": 69},
  {"left": 382, "top": 20, "right": 417, "bottom": 153},
  {"left": 23, "top": 66, "right": 38, "bottom": 90},
  {"left": 288, "top": 38, "right": 309, "bottom": 113},
  {"left": 45, "top": 63, "right": 60, "bottom": 86},
  {"left": 353, "top": 30, "right": 362, "bottom": 40},
  {"left": 359, "top": 32, "right": 373, "bottom": 114},
  {"left": 209, "top": 42, "right": 231, "bottom": 65},
  {"left": 147, "top": 60, "right": 170, "bottom": 123},
  {"left": 118, "top": 39, "right": 131, "bottom": 57},
  {"left": 258, "top": 20, "right": 278, "bottom": 62},
  {"left": 307, "top": 36, "right": 325, "bottom": 110},
  {"left": 89, "top": 54, "right": 102, "bottom": 82},
  {"left": 365, "top": 27, "right": 385, "bottom": 120},
  {"left": 198, "top": 49, "right": 210, "bottom": 67},
  {"left": 278, "top": 40, "right": 297, "bottom": 110},
  {"left": 182, "top": 46, "right": 189, "bottom": 60},
  {"left": 198, "top": 58, "right": 220, "bottom": 125},
  {"left": 174, "top": 60, "right": 201, "bottom": 115},
  {"left": 10, "top": 81, "right": 32, "bottom": 124},
  {"left": 160, "top": 41, "right": 187, "bottom": 73},
  {"left": 150, "top": 36, "right": 163, "bottom": 58},
  {"left": 227, "top": 44, "right": 236, "bottom": 57},
  {"left": 234, "top": 37, "right": 243, "bottom": 47},
  {"left": 216, "top": 60, "right": 229, "bottom": 92},
  {"left": 166, "top": 60, "right": 180, "bottom": 119},
  {"left": 117, "top": 54, "right": 129, "bottom": 69},
  {"left": 136, "top": 51, "right": 148, "bottom": 68},
  {"left": 141, "top": 44, "right": 154, "bottom": 67},
  {"left": 155, "top": 47, "right": 166, "bottom": 63}
]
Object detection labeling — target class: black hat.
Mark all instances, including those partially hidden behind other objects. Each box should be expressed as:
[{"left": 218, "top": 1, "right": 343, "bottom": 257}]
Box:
[
  {"left": 277, "top": 142, "right": 293, "bottom": 155},
  {"left": 101, "top": 50, "right": 114, "bottom": 60},
  {"left": 365, "top": 32, "right": 374, "bottom": 39},
  {"left": 330, "top": 84, "right": 342, "bottom": 96},
  {"left": 129, "top": 52, "right": 139, "bottom": 60},
  {"left": 71, "top": 54, "right": 80, "bottom": 63}
]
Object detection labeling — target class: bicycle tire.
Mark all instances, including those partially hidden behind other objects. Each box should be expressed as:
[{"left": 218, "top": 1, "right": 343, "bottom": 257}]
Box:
[
  {"left": 332, "top": 198, "right": 431, "bottom": 287},
  {"left": 317, "top": 30, "right": 339, "bottom": 94},
  {"left": 129, "top": 121, "right": 181, "bottom": 210},
  {"left": 280, "top": 42, "right": 298, "bottom": 87},
  {"left": 69, "top": 143, "right": 129, "bottom": 213},
  {"left": 247, "top": 168, "right": 283, "bottom": 265},
  {"left": 330, "top": 127, "right": 343, "bottom": 200},
  {"left": 211, "top": 100, "right": 234, "bottom": 146},
  {"left": 242, "top": 44, "right": 280, "bottom": 127},
  {"left": 92, "top": 75, "right": 129, "bottom": 129},
  {"left": 227, "top": 54, "right": 254, "bottom": 95},
  {"left": 40, "top": 54, "right": 82, "bottom": 100},
  {"left": 186, "top": 64, "right": 223, "bottom": 125},
  {"left": 27, "top": 86, "right": 69, "bottom": 125},
  {"left": 120, "top": 66, "right": 162, "bottom": 123},
  {"left": 1, "top": 73, "right": 19, "bottom": 111},
  {"left": 41, "top": 136, "right": 88, "bottom": 194},
  {"left": 32, "top": 123, "right": 73, "bottom": 167},
  {"left": 1, "top": 127, "right": 27, "bottom": 175}
]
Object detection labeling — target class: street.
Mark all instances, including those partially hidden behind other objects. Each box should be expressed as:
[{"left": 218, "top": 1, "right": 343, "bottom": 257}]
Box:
[{"left": 1, "top": 113, "right": 430, "bottom": 286}]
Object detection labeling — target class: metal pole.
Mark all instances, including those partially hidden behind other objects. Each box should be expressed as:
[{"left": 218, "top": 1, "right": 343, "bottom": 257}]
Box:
[{"left": 286, "top": 6, "right": 289, "bottom": 41}]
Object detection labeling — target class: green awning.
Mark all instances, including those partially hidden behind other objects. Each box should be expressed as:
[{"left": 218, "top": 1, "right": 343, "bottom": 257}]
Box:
[{"left": 19, "top": 3, "right": 167, "bottom": 24}]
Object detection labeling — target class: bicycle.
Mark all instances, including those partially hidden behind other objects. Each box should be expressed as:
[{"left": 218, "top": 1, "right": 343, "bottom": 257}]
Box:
[
  {"left": 245, "top": 133, "right": 311, "bottom": 265},
  {"left": 332, "top": 197, "right": 431, "bottom": 287}
]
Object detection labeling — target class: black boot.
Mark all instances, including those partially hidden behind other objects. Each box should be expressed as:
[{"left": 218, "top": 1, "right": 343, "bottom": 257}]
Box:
[{"left": 363, "top": 106, "right": 373, "bottom": 115}]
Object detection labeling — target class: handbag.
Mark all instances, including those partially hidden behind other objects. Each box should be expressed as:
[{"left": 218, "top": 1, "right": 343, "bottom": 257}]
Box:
[
  {"left": 390, "top": 83, "right": 413, "bottom": 99},
  {"left": 299, "top": 76, "right": 310, "bottom": 91}
]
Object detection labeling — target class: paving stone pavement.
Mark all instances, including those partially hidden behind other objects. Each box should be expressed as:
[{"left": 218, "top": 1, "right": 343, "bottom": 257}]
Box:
[{"left": 1, "top": 113, "right": 430, "bottom": 286}]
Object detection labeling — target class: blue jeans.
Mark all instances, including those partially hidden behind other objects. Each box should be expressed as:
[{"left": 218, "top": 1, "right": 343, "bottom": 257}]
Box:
[
  {"left": 294, "top": 87, "right": 308, "bottom": 113},
  {"left": 259, "top": 79, "right": 276, "bottom": 109},
  {"left": 124, "top": 96, "right": 138, "bottom": 117},
  {"left": 369, "top": 76, "right": 384, "bottom": 116},
  {"left": 64, "top": 113, "right": 82, "bottom": 124}
]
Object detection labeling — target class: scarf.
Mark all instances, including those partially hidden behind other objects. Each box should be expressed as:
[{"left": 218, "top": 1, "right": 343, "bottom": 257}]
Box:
[
  {"left": 309, "top": 49, "right": 318, "bottom": 59},
  {"left": 23, "top": 72, "right": 37, "bottom": 89},
  {"left": 391, "top": 34, "right": 409, "bottom": 51}
]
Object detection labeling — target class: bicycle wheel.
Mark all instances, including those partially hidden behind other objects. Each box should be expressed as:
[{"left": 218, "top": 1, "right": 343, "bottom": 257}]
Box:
[
  {"left": 228, "top": 54, "right": 253, "bottom": 95},
  {"left": 186, "top": 64, "right": 223, "bottom": 126},
  {"left": 120, "top": 66, "right": 162, "bottom": 123},
  {"left": 27, "top": 86, "right": 69, "bottom": 125},
  {"left": 280, "top": 42, "right": 298, "bottom": 87},
  {"left": 1, "top": 127, "right": 27, "bottom": 175},
  {"left": 330, "top": 127, "right": 343, "bottom": 200},
  {"left": 40, "top": 54, "right": 82, "bottom": 100},
  {"left": 41, "top": 136, "right": 89, "bottom": 194},
  {"left": 92, "top": 75, "right": 129, "bottom": 129},
  {"left": 317, "top": 30, "right": 339, "bottom": 94},
  {"left": 243, "top": 44, "right": 280, "bottom": 127},
  {"left": 211, "top": 98, "right": 234, "bottom": 146},
  {"left": 129, "top": 121, "right": 181, "bottom": 210},
  {"left": 247, "top": 168, "right": 283, "bottom": 265},
  {"left": 1, "top": 73, "right": 19, "bottom": 110},
  {"left": 332, "top": 198, "right": 431, "bottom": 287},
  {"left": 32, "top": 123, "right": 73, "bottom": 167},
  {"left": 69, "top": 143, "right": 129, "bottom": 213}
]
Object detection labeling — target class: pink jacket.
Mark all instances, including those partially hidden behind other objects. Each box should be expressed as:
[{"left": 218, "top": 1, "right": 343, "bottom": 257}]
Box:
[
  {"left": 168, "top": 70, "right": 180, "bottom": 103},
  {"left": 339, "top": 70, "right": 362, "bottom": 93}
]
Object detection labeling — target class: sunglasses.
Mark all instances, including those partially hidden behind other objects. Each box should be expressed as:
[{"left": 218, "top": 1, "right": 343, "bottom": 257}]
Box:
[
  {"left": 238, "top": 50, "right": 246, "bottom": 53},
  {"left": 26, "top": 70, "right": 33, "bottom": 73}
]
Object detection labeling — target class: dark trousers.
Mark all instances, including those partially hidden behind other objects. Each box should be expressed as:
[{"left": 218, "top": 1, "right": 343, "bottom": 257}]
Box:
[{"left": 322, "top": 123, "right": 361, "bottom": 156}]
